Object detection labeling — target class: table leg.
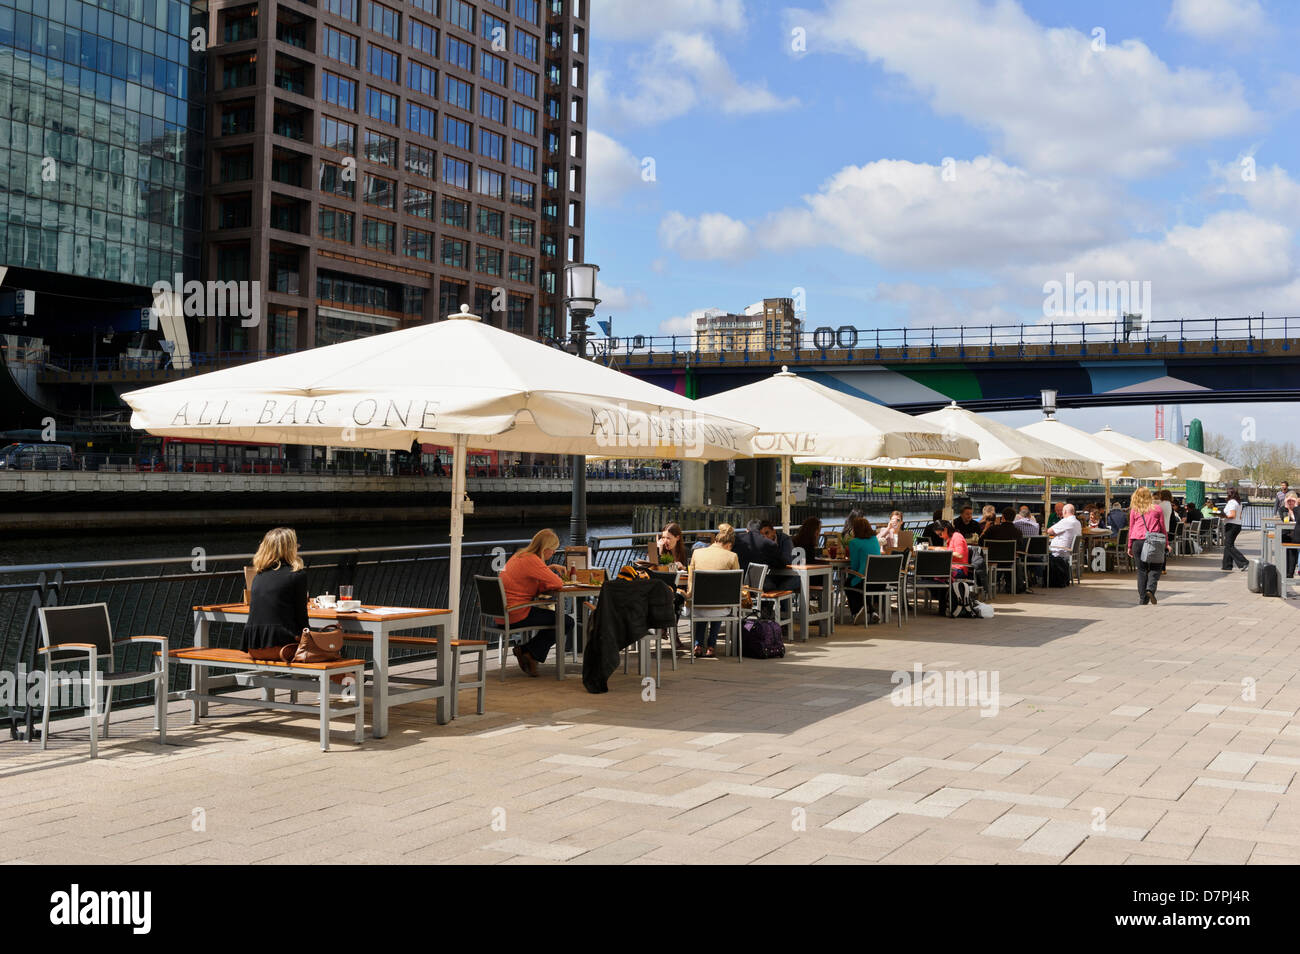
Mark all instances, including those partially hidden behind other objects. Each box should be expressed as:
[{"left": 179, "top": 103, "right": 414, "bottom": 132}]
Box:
[
  {"left": 433, "top": 619, "right": 449, "bottom": 725},
  {"left": 192, "top": 615, "right": 209, "bottom": 719},
  {"left": 555, "top": 594, "right": 567, "bottom": 679},
  {"left": 796, "top": 572, "right": 809, "bottom": 642},
  {"left": 372, "top": 624, "right": 390, "bottom": 737},
  {"left": 821, "top": 569, "right": 834, "bottom": 635}
]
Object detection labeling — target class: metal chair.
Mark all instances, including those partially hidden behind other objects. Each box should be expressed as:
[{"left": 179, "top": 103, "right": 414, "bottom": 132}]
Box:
[
  {"left": 1021, "top": 535, "right": 1050, "bottom": 587},
  {"left": 1068, "top": 535, "right": 1084, "bottom": 584},
  {"left": 36, "top": 603, "right": 169, "bottom": 758},
  {"left": 687, "top": 569, "right": 744, "bottom": 661},
  {"left": 983, "top": 539, "right": 1017, "bottom": 601},
  {"left": 911, "top": 549, "right": 953, "bottom": 613},
  {"left": 855, "top": 554, "right": 905, "bottom": 627},
  {"left": 626, "top": 570, "right": 680, "bottom": 682},
  {"left": 474, "top": 575, "right": 552, "bottom": 681},
  {"left": 1014, "top": 536, "right": 1032, "bottom": 592},
  {"left": 747, "top": 563, "right": 795, "bottom": 640},
  {"left": 1114, "top": 528, "right": 1133, "bottom": 572}
]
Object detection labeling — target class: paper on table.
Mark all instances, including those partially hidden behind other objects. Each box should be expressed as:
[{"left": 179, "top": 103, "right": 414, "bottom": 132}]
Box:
[{"left": 363, "top": 606, "right": 426, "bottom": 616}]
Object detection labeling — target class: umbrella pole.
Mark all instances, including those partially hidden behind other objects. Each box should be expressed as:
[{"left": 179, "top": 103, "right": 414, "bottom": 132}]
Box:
[
  {"left": 943, "top": 471, "right": 954, "bottom": 521},
  {"left": 1043, "top": 476, "right": 1052, "bottom": 526},
  {"left": 1104, "top": 478, "right": 1112, "bottom": 513},
  {"left": 448, "top": 434, "right": 468, "bottom": 641},
  {"left": 781, "top": 455, "right": 792, "bottom": 532}
]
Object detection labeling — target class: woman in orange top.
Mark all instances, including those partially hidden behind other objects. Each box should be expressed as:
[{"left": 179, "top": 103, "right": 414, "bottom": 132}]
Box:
[{"left": 499, "top": 529, "right": 571, "bottom": 677}]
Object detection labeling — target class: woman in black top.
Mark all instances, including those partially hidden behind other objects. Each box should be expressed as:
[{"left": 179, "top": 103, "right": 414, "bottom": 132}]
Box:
[{"left": 243, "top": 527, "right": 309, "bottom": 657}]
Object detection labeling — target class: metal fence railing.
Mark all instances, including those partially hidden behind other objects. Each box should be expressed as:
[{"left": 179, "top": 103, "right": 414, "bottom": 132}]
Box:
[{"left": 0, "top": 538, "right": 554, "bottom": 739}]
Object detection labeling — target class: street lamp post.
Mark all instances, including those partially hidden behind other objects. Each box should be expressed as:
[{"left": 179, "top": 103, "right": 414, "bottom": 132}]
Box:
[
  {"left": 1040, "top": 388, "right": 1057, "bottom": 521},
  {"left": 565, "top": 263, "right": 600, "bottom": 548}
]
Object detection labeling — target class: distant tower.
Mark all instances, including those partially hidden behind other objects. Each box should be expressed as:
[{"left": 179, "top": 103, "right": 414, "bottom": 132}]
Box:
[
  {"left": 1154, "top": 405, "right": 1164, "bottom": 440},
  {"left": 1168, "top": 405, "right": 1184, "bottom": 445}
]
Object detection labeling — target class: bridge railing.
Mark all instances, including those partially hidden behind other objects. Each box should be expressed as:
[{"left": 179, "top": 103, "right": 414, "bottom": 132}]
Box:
[{"left": 596, "top": 315, "right": 1300, "bottom": 361}]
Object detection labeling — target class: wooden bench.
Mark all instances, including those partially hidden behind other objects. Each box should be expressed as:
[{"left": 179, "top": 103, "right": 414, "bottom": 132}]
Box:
[
  {"left": 340, "top": 633, "right": 489, "bottom": 718},
  {"left": 167, "top": 648, "right": 365, "bottom": 751}
]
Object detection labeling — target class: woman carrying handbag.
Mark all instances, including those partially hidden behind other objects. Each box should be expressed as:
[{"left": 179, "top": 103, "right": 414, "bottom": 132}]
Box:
[{"left": 1128, "top": 487, "right": 1169, "bottom": 605}]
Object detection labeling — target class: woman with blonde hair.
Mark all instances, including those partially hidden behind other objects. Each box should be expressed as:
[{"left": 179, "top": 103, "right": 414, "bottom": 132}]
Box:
[
  {"left": 243, "top": 527, "right": 309, "bottom": 656},
  {"left": 1128, "top": 487, "right": 1168, "bottom": 605},
  {"left": 684, "top": 522, "right": 740, "bottom": 658},
  {"left": 499, "top": 529, "right": 570, "bottom": 677}
]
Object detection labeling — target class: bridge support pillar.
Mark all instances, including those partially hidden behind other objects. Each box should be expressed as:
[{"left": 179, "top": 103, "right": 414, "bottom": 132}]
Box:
[
  {"left": 680, "top": 461, "right": 705, "bottom": 507},
  {"left": 705, "top": 461, "right": 728, "bottom": 507}
]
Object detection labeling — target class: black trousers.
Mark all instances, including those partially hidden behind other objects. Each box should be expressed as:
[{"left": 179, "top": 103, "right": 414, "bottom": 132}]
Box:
[
  {"left": 1221, "top": 523, "right": 1248, "bottom": 570},
  {"left": 515, "top": 606, "right": 575, "bottom": 663},
  {"left": 1136, "top": 556, "right": 1162, "bottom": 600}
]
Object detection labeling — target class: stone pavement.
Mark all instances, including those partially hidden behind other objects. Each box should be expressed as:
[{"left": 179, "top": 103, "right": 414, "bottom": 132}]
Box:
[{"left": 2, "top": 538, "right": 1298, "bottom": 865}]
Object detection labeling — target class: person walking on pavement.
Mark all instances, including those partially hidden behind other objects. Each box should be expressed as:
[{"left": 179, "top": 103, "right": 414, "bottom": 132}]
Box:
[{"left": 1221, "top": 488, "right": 1249, "bottom": 573}]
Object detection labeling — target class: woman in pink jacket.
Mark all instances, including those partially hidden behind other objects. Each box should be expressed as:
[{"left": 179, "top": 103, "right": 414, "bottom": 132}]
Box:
[{"left": 1128, "top": 487, "right": 1168, "bottom": 605}]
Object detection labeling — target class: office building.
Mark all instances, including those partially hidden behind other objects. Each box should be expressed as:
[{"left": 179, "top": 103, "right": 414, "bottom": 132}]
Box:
[{"left": 694, "top": 297, "right": 801, "bottom": 352}]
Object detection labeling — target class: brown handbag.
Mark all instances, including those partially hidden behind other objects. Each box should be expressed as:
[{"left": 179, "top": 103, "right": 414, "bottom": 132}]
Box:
[{"left": 294, "top": 625, "right": 345, "bottom": 663}]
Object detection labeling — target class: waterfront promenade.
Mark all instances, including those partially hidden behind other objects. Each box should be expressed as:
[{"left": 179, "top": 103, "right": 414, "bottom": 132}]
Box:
[{"left": 2, "top": 540, "right": 1297, "bottom": 865}]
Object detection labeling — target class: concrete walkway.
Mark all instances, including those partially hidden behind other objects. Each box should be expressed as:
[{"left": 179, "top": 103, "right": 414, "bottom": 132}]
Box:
[{"left": 3, "top": 539, "right": 1298, "bottom": 865}]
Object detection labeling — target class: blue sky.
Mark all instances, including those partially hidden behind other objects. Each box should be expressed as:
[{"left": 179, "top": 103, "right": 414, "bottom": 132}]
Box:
[{"left": 584, "top": 0, "right": 1300, "bottom": 446}]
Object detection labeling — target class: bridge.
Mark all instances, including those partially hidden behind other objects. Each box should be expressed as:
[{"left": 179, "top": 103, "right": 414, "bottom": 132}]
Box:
[
  {"left": 613, "top": 315, "right": 1300, "bottom": 412},
  {"left": 15, "top": 315, "right": 1300, "bottom": 416}
]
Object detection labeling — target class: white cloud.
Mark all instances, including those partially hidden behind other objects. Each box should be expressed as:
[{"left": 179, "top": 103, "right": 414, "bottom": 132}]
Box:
[
  {"left": 658, "top": 314, "right": 699, "bottom": 336},
  {"left": 659, "top": 210, "right": 756, "bottom": 260},
  {"left": 790, "top": 0, "right": 1259, "bottom": 176},
  {"left": 593, "top": 0, "right": 747, "bottom": 40},
  {"left": 592, "top": 31, "right": 798, "bottom": 128},
  {"left": 662, "top": 156, "right": 1125, "bottom": 269},
  {"left": 586, "top": 130, "right": 653, "bottom": 206},
  {"left": 1167, "top": 0, "right": 1266, "bottom": 41},
  {"left": 1211, "top": 159, "right": 1300, "bottom": 223},
  {"left": 598, "top": 282, "right": 651, "bottom": 311}
]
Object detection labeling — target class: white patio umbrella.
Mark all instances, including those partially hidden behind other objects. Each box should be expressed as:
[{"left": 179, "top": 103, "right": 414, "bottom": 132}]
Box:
[
  {"left": 1093, "top": 428, "right": 1200, "bottom": 481},
  {"left": 693, "top": 368, "right": 980, "bottom": 531},
  {"left": 1149, "top": 440, "right": 1243, "bottom": 483},
  {"left": 1019, "top": 418, "right": 1161, "bottom": 511},
  {"left": 122, "top": 306, "right": 757, "bottom": 642},
  {"left": 803, "top": 403, "right": 1102, "bottom": 520}
]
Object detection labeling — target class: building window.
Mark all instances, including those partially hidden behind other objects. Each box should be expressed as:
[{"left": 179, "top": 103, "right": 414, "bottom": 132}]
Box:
[
  {"left": 511, "top": 103, "right": 536, "bottom": 136},
  {"left": 508, "top": 253, "right": 533, "bottom": 282},
  {"left": 513, "top": 66, "right": 537, "bottom": 99},
  {"left": 476, "top": 207, "right": 503, "bottom": 237},
  {"left": 507, "top": 293, "right": 530, "bottom": 332},
  {"left": 322, "top": 26, "right": 359, "bottom": 66},
  {"left": 510, "top": 141, "right": 535, "bottom": 172},
  {"left": 407, "top": 103, "right": 438, "bottom": 137},
  {"left": 322, "top": 71, "right": 357, "bottom": 109},
  {"left": 368, "top": 44, "right": 399, "bottom": 82},
  {"left": 409, "top": 19, "right": 439, "bottom": 56},
  {"left": 509, "top": 177, "right": 535, "bottom": 208},
  {"left": 515, "top": 0, "right": 538, "bottom": 24},
  {"left": 539, "top": 303, "right": 556, "bottom": 339},
  {"left": 320, "top": 116, "right": 357, "bottom": 153},
  {"left": 513, "top": 29, "right": 537, "bottom": 62},
  {"left": 362, "top": 217, "right": 397, "bottom": 253},
  {"left": 475, "top": 245, "right": 502, "bottom": 276},
  {"left": 320, "top": 160, "right": 357, "bottom": 198},
  {"left": 444, "top": 115, "right": 471, "bottom": 150},
  {"left": 445, "top": 35, "right": 474, "bottom": 70},
  {"left": 220, "top": 152, "right": 254, "bottom": 182},
  {"left": 319, "top": 207, "right": 355, "bottom": 243},
  {"left": 408, "top": 61, "right": 439, "bottom": 98},
  {"left": 480, "top": 89, "right": 505, "bottom": 123},
  {"left": 477, "top": 168, "right": 503, "bottom": 199},
  {"left": 404, "top": 185, "right": 434, "bottom": 218},
  {"left": 403, "top": 227, "right": 434, "bottom": 259},
  {"left": 445, "top": 75, "right": 473, "bottom": 110},
  {"left": 540, "top": 269, "right": 556, "bottom": 293},
  {"left": 480, "top": 51, "right": 506, "bottom": 85},
  {"left": 540, "top": 233, "right": 557, "bottom": 257},
  {"left": 409, "top": 0, "right": 438, "bottom": 12},
  {"left": 447, "top": 0, "right": 475, "bottom": 31},
  {"left": 370, "top": 1, "right": 401, "bottom": 39},
  {"left": 365, "top": 130, "right": 398, "bottom": 166},
  {"left": 367, "top": 88, "right": 400, "bottom": 125},
  {"left": 439, "top": 279, "right": 468, "bottom": 317},
  {"left": 442, "top": 156, "right": 470, "bottom": 190},
  {"left": 481, "top": 12, "right": 507, "bottom": 47},
  {"left": 364, "top": 174, "right": 397, "bottom": 209},
  {"left": 405, "top": 143, "right": 436, "bottom": 178},
  {"left": 441, "top": 197, "right": 469, "bottom": 228},
  {"left": 441, "top": 237, "right": 467, "bottom": 268},
  {"left": 509, "top": 215, "right": 534, "bottom": 246},
  {"left": 323, "top": 0, "right": 360, "bottom": 20},
  {"left": 479, "top": 128, "right": 504, "bottom": 161}
]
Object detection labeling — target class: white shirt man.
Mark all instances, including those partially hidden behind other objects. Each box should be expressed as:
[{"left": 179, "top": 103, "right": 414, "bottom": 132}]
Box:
[
  {"left": 1047, "top": 504, "right": 1082, "bottom": 557},
  {"left": 1013, "top": 507, "right": 1040, "bottom": 536}
]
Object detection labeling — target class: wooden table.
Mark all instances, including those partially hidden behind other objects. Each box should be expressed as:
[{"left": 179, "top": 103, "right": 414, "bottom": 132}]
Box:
[
  {"left": 190, "top": 603, "right": 452, "bottom": 737},
  {"left": 784, "top": 564, "right": 835, "bottom": 639}
]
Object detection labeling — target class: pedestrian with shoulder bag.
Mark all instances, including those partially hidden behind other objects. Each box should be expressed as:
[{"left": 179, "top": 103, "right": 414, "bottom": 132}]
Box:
[{"left": 1128, "top": 487, "right": 1168, "bottom": 605}]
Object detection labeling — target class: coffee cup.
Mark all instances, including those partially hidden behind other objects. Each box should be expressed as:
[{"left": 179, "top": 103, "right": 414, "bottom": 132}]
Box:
[{"left": 316, "top": 594, "right": 336, "bottom": 608}]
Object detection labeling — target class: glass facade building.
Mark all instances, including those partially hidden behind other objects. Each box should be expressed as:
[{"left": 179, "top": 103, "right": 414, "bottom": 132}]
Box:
[{"left": 0, "top": 0, "right": 205, "bottom": 286}]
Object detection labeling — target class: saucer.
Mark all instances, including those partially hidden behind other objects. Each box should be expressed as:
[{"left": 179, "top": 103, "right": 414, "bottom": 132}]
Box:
[{"left": 336, "top": 600, "right": 362, "bottom": 612}]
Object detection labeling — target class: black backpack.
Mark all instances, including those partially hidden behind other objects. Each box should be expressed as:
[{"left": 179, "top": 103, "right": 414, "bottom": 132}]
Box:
[{"left": 947, "top": 578, "right": 981, "bottom": 618}]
